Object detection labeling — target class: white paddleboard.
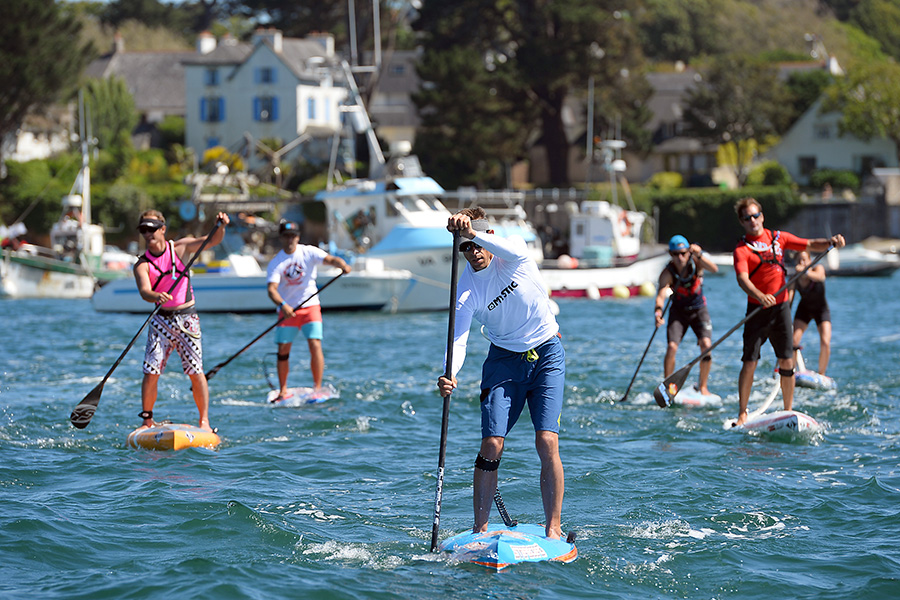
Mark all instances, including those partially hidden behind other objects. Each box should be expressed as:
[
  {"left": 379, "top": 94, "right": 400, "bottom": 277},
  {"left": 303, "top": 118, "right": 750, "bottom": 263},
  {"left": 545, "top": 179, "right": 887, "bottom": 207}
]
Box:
[
  {"left": 673, "top": 385, "right": 722, "bottom": 407},
  {"left": 439, "top": 523, "right": 577, "bottom": 570},
  {"left": 793, "top": 348, "right": 837, "bottom": 390},
  {"left": 725, "top": 410, "right": 822, "bottom": 436},
  {"left": 266, "top": 383, "right": 338, "bottom": 407},
  {"left": 795, "top": 370, "right": 836, "bottom": 391}
]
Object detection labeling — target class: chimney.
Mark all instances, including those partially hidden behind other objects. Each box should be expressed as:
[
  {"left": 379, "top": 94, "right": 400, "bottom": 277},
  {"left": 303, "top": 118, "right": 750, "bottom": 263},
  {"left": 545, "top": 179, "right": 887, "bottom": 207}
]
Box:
[
  {"left": 113, "top": 31, "right": 125, "bottom": 54},
  {"left": 197, "top": 31, "right": 216, "bottom": 55},
  {"left": 252, "top": 27, "right": 283, "bottom": 53},
  {"left": 307, "top": 32, "right": 335, "bottom": 57}
]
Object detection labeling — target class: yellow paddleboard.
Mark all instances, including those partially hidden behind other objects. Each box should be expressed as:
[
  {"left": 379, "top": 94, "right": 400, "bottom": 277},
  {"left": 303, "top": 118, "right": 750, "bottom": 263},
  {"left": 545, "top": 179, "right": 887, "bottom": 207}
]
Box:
[{"left": 127, "top": 423, "right": 220, "bottom": 451}]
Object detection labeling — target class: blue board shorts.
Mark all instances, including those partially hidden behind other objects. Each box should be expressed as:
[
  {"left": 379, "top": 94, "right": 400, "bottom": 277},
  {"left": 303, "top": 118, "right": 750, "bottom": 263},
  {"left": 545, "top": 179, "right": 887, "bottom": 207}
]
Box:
[{"left": 479, "top": 334, "right": 566, "bottom": 438}]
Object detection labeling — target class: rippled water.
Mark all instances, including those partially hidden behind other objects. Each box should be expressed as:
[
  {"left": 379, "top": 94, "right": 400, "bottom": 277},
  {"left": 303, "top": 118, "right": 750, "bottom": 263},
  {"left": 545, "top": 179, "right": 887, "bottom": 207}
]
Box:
[{"left": 1, "top": 273, "right": 899, "bottom": 599}]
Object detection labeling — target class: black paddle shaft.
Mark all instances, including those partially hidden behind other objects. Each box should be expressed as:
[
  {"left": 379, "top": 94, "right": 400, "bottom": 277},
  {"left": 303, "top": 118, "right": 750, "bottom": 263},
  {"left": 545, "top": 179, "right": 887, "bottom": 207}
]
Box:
[
  {"left": 204, "top": 272, "right": 346, "bottom": 382},
  {"left": 654, "top": 245, "right": 834, "bottom": 408},
  {"left": 431, "top": 230, "right": 460, "bottom": 552},
  {"left": 69, "top": 220, "right": 224, "bottom": 429},
  {"left": 620, "top": 294, "right": 673, "bottom": 402}
]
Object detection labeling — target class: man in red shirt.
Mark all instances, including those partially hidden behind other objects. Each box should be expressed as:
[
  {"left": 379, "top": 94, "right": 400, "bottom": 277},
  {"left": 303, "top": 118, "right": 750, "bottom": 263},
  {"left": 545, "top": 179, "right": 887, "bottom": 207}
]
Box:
[{"left": 732, "top": 197, "right": 845, "bottom": 425}]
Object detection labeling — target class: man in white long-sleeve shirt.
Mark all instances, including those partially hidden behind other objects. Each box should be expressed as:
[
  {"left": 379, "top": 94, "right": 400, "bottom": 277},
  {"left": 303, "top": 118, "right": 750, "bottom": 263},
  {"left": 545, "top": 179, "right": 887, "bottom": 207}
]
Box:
[{"left": 437, "top": 207, "right": 566, "bottom": 540}]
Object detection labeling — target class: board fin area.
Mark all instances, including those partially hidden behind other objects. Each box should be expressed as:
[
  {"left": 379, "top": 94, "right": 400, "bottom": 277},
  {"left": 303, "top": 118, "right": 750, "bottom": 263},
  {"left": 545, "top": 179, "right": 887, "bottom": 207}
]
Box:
[
  {"left": 267, "top": 383, "right": 338, "bottom": 407},
  {"left": 127, "top": 423, "right": 220, "bottom": 451},
  {"left": 439, "top": 523, "right": 577, "bottom": 570}
]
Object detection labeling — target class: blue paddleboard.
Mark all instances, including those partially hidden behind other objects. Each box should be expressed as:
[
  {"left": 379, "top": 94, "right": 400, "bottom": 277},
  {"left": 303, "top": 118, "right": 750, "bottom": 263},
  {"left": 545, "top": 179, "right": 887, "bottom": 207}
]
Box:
[{"left": 439, "top": 523, "right": 577, "bottom": 570}]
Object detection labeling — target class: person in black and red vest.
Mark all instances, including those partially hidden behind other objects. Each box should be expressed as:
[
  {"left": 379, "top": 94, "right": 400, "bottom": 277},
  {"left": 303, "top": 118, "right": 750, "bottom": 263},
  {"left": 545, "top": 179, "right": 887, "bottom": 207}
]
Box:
[
  {"left": 654, "top": 235, "right": 719, "bottom": 397},
  {"left": 732, "top": 197, "right": 844, "bottom": 425}
]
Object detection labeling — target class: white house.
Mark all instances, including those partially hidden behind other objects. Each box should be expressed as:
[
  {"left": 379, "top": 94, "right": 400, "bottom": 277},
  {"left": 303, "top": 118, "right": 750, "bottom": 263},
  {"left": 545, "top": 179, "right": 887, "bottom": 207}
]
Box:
[
  {"left": 183, "top": 29, "right": 348, "bottom": 169},
  {"left": 766, "top": 96, "right": 899, "bottom": 186}
]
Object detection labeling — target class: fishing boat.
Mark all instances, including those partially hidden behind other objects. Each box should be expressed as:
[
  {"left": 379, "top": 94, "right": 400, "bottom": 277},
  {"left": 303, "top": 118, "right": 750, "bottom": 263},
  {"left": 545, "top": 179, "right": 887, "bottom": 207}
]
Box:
[
  {"left": 537, "top": 139, "right": 666, "bottom": 299},
  {"left": 0, "top": 131, "right": 131, "bottom": 298},
  {"left": 91, "top": 255, "right": 415, "bottom": 313}
]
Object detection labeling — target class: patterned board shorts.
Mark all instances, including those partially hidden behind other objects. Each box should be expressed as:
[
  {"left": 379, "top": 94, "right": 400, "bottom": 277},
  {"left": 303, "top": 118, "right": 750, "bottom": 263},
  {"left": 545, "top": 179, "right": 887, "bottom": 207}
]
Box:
[{"left": 143, "top": 311, "right": 203, "bottom": 375}]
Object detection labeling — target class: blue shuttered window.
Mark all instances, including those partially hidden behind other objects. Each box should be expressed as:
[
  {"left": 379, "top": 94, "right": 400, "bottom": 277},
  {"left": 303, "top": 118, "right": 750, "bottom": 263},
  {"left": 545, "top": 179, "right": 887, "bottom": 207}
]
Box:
[
  {"left": 254, "top": 96, "right": 279, "bottom": 122},
  {"left": 201, "top": 97, "right": 225, "bottom": 122}
]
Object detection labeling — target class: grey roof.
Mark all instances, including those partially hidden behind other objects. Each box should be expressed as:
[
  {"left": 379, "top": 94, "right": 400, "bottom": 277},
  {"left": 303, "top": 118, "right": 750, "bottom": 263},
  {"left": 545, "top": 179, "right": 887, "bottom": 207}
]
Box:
[
  {"left": 182, "top": 38, "right": 336, "bottom": 82},
  {"left": 181, "top": 40, "right": 253, "bottom": 66},
  {"left": 86, "top": 51, "right": 194, "bottom": 116}
]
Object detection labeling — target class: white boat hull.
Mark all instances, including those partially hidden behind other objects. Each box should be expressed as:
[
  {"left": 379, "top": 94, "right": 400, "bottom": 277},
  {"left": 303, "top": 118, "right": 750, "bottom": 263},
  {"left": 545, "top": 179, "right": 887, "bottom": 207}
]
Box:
[
  {"left": 540, "top": 254, "right": 668, "bottom": 298},
  {"left": 91, "top": 267, "right": 420, "bottom": 313},
  {"left": 2, "top": 249, "right": 99, "bottom": 299}
]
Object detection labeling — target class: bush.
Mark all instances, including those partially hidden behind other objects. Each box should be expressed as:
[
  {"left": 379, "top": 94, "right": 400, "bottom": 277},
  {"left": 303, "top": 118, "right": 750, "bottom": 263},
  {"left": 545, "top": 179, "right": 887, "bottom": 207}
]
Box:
[
  {"left": 808, "top": 168, "right": 860, "bottom": 191},
  {"left": 636, "top": 185, "right": 801, "bottom": 252},
  {"left": 646, "top": 171, "right": 683, "bottom": 190},
  {"left": 746, "top": 161, "right": 793, "bottom": 187},
  {"left": 157, "top": 115, "right": 185, "bottom": 147}
]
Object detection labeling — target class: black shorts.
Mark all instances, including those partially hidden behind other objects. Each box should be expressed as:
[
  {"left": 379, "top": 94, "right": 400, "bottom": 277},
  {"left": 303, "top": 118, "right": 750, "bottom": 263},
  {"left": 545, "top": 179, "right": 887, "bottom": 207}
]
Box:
[
  {"left": 667, "top": 305, "right": 712, "bottom": 345},
  {"left": 742, "top": 301, "right": 793, "bottom": 362},
  {"left": 794, "top": 298, "right": 831, "bottom": 326}
]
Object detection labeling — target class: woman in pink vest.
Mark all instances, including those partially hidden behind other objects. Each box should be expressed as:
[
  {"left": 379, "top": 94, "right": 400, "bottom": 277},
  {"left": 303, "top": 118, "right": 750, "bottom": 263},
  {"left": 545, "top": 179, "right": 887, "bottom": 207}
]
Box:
[{"left": 133, "top": 209, "right": 229, "bottom": 432}]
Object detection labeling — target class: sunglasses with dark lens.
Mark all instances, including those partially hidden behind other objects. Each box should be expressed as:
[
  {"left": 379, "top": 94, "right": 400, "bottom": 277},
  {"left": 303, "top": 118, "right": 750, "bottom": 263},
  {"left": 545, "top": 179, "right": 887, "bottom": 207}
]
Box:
[
  {"left": 459, "top": 241, "right": 483, "bottom": 253},
  {"left": 670, "top": 250, "right": 690, "bottom": 257},
  {"left": 138, "top": 225, "right": 161, "bottom": 234},
  {"left": 741, "top": 212, "right": 762, "bottom": 222}
]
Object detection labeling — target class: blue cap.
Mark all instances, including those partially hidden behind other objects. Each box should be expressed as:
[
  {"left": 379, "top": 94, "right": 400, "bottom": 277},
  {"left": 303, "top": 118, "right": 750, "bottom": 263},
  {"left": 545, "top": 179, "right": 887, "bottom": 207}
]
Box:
[{"left": 668, "top": 235, "right": 689, "bottom": 251}]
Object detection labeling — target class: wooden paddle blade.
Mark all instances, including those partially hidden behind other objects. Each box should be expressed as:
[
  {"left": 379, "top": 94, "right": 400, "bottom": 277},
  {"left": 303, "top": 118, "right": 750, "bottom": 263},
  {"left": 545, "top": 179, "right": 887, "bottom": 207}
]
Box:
[
  {"left": 653, "top": 365, "right": 691, "bottom": 408},
  {"left": 70, "top": 383, "right": 103, "bottom": 428}
]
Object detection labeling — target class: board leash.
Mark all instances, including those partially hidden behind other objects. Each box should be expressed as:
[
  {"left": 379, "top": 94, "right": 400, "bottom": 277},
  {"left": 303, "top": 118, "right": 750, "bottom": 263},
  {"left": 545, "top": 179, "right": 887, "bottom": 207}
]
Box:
[
  {"left": 263, "top": 353, "right": 278, "bottom": 390},
  {"left": 493, "top": 489, "right": 518, "bottom": 527}
]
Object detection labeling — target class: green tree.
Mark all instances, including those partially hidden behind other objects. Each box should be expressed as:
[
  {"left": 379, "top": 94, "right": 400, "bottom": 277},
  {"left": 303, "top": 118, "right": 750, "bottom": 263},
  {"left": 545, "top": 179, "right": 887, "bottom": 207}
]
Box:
[
  {"left": 851, "top": 0, "right": 900, "bottom": 61},
  {"left": 822, "top": 59, "right": 900, "bottom": 166},
  {"left": 0, "top": 0, "right": 94, "bottom": 172},
  {"left": 83, "top": 76, "right": 139, "bottom": 162},
  {"left": 683, "top": 54, "right": 788, "bottom": 187},
  {"left": 414, "top": 0, "right": 648, "bottom": 187},
  {"left": 637, "top": 0, "right": 723, "bottom": 62},
  {"left": 782, "top": 69, "right": 833, "bottom": 131}
]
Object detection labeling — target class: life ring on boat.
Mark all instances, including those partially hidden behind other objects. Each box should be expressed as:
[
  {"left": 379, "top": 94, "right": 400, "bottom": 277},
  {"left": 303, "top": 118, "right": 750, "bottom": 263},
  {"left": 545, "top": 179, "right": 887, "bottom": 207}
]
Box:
[{"left": 619, "top": 213, "right": 632, "bottom": 237}]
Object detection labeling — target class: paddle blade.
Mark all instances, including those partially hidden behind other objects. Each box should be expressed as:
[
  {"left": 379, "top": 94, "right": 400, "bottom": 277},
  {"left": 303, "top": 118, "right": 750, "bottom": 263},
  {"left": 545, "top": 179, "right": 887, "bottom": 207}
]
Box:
[
  {"left": 70, "top": 383, "right": 103, "bottom": 429},
  {"left": 653, "top": 366, "right": 691, "bottom": 408}
]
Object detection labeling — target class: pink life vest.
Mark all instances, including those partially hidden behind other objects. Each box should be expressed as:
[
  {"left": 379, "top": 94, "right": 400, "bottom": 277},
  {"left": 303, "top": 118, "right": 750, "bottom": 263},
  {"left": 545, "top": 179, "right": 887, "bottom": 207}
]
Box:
[{"left": 140, "top": 240, "right": 193, "bottom": 308}]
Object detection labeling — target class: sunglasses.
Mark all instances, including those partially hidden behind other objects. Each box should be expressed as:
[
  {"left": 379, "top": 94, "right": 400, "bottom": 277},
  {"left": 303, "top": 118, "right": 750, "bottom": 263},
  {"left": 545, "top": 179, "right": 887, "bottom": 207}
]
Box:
[
  {"left": 670, "top": 250, "right": 690, "bottom": 256},
  {"left": 741, "top": 212, "right": 762, "bottom": 222},
  {"left": 138, "top": 225, "right": 161, "bottom": 234},
  {"left": 459, "top": 241, "right": 483, "bottom": 253}
]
